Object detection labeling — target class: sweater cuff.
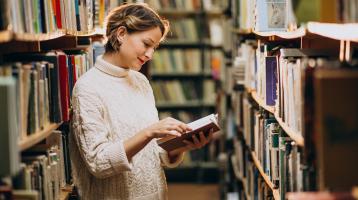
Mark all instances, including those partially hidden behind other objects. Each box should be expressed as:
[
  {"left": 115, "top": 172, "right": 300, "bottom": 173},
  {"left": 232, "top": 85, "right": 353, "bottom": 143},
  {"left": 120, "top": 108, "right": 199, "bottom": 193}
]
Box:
[
  {"left": 106, "top": 140, "right": 132, "bottom": 172},
  {"left": 159, "top": 148, "right": 184, "bottom": 168}
]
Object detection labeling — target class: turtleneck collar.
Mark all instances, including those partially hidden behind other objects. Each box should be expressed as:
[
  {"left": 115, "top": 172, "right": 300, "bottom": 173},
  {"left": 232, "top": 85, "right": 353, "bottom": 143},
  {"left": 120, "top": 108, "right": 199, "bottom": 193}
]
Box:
[{"left": 95, "top": 55, "right": 130, "bottom": 78}]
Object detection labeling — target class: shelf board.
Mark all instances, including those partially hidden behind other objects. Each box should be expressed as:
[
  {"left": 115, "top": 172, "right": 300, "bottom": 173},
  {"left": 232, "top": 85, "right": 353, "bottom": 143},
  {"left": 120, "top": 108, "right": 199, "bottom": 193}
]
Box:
[
  {"left": 60, "top": 185, "right": 73, "bottom": 200},
  {"left": 251, "top": 152, "right": 280, "bottom": 200},
  {"left": 274, "top": 114, "right": 304, "bottom": 146},
  {"left": 250, "top": 91, "right": 275, "bottom": 114},
  {"left": 0, "top": 30, "right": 67, "bottom": 43},
  {"left": 0, "top": 30, "right": 12, "bottom": 43},
  {"left": 253, "top": 26, "right": 306, "bottom": 39},
  {"left": 249, "top": 90, "right": 304, "bottom": 146},
  {"left": 204, "top": 10, "right": 224, "bottom": 17},
  {"left": 74, "top": 28, "right": 105, "bottom": 37},
  {"left": 19, "top": 123, "right": 61, "bottom": 151},
  {"left": 307, "top": 22, "right": 358, "bottom": 42},
  {"left": 232, "top": 28, "right": 253, "bottom": 35}
]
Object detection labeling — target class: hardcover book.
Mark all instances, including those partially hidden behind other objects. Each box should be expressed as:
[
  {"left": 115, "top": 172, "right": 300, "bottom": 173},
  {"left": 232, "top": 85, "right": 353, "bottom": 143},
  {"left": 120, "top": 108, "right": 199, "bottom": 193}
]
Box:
[{"left": 157, "top": 114, "right": 220, "bottom": 152}]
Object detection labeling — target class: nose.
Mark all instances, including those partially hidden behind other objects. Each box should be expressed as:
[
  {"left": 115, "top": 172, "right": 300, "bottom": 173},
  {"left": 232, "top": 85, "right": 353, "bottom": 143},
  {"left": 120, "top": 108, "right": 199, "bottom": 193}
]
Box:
[{"left": 144, "top": 48, "right": 154, "bottom": 60}]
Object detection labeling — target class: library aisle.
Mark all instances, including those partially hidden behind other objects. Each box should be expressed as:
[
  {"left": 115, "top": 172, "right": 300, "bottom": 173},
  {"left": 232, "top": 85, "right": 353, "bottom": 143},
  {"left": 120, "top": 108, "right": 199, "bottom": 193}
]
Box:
[{"left": 1, "top": 0, "right": 358, "bottom": 200}]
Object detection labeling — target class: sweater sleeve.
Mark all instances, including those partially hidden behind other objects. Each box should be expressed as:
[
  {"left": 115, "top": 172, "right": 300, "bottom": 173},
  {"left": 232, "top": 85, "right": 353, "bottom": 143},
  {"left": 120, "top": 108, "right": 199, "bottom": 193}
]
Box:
[
  {"left": 157, "top": 146, "right": 184, "bottom": 168},
  {"left": 71, "top": 85, "right": 132, "bottom": 179}
]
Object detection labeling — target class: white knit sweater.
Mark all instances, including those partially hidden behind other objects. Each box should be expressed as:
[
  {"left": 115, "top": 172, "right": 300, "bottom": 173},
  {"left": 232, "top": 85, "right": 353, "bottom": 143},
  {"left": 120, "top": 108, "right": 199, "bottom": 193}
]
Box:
[{"left": 69, "top": 55, "right": 184, "bottom": 200}]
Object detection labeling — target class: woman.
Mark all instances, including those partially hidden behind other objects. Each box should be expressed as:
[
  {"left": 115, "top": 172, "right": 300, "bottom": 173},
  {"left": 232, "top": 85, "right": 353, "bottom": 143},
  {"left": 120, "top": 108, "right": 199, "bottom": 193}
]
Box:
[{"left": 69, "top": 3, "right": 214, "bottom": 200}]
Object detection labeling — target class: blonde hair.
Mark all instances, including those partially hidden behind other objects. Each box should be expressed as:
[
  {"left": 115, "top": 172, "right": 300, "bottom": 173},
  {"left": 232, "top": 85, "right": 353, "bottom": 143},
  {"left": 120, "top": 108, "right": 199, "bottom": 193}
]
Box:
[{"left": 104, "top": 3, "right": 169, "bottom": 53}]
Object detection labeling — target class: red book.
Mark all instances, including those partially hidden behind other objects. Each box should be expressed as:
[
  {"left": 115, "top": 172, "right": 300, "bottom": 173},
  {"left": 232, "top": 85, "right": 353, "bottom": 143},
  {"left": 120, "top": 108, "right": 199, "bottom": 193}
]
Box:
[
  {"left": 58, "top": 54, "right": 70, "bottom": 121},
  {"left": 70, "top": 55, "right": 77, "bottom": 84},
  {"left": 54, "top": 0, "right": 62, "bottom": 29}
]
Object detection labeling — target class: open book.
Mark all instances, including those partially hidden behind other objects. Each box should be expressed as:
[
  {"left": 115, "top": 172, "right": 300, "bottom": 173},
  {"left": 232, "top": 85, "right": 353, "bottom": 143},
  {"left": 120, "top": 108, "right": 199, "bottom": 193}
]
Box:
[{"left": 157, "top": 114, "right": 220, "bottom": 152}]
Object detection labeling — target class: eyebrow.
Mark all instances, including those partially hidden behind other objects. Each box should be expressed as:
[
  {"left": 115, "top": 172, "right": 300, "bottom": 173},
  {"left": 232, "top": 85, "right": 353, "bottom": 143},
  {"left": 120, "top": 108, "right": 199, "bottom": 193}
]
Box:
[{"left": 146, "top": 38, "right": 159, "bottom": 48}]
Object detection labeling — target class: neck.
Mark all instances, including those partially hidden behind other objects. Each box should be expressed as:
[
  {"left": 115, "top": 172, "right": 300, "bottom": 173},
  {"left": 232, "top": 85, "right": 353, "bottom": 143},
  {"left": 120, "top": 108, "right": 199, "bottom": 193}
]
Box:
[{"left": 102, "top": 52, "right": 129, "bottom": 69}]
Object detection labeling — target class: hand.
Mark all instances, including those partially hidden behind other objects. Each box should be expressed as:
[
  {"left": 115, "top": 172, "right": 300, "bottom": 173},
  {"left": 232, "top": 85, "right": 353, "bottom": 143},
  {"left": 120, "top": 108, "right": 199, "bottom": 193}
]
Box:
[
  {"left": 146, "top": 117, "right": 192, "bottom": 139},
  {"left": 168, "top": 128, "right": 215, "bottom": 156}
]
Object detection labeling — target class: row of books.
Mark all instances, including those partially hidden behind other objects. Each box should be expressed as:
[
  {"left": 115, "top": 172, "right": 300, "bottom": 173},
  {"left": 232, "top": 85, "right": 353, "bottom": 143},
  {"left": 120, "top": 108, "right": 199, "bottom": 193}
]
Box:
[
  {"left": 145, "top": 0, "right": 227, "bottom": 11},
  {"left": 151, "top": 49, "right": 202, "bottom": 74},
  {"left": 166, "top": 19, "right": 199, "bottom": 42},
  {"left": 0, "top": 50, "right": 93, "bottom": 142},
  {"left": 230, "top": 54, "right": 358, "bottom": 192},
  {"left": 151, "top": 79, "right": 216, "bottom": 105},
  {"left": 145, "top": 0, "right": 202, "bottom": 11},
  {"left": 0, "top": 0, "right": 123, "bottom": 34},
  {"left": 231, "top": 138, "right": 275, "bottom": 199},
  {"left": 10, "top": 130, "right": 70, "bottom": 200},
  {"left": 163, "top": 18, "right": 225, "bottom": 46},
  {"left": 232, "top": 0, "right": 358, "bottom": 32}
]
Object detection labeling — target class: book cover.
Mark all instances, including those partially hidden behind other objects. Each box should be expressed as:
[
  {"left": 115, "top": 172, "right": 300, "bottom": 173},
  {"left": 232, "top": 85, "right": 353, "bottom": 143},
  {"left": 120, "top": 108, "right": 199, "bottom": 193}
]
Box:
[
  {"left": 265, "top": 56, "right": 277, "bottom": 106},
  {"left": 157, "top": 114, "right": 220, "bottom": 152}
]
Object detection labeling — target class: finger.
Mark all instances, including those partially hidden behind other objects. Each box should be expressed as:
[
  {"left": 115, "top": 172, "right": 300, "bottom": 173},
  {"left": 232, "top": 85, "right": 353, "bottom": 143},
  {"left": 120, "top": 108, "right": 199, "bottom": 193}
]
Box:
[
  {"left": 192, "top": 135, "right": 201, "bottom": 148},
  {"left": 207, "top": 131, "right": 214, "bottom": 142},
  {"left": 179, "top": 123, "right": 192, "bottom": 132},
  {"left": 199, "top": 131, "right": 207, "bottom": 144},
  {"left": 166, "top": 130, "right": 181, "bottom": 137},
  {"left": 169, "top": 124, "right": 185, "bottom": 134}
]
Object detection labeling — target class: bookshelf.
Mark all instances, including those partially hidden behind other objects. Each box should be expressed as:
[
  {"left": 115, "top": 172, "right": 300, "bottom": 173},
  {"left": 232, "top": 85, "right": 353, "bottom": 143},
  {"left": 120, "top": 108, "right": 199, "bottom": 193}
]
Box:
[
  {"left": 0, "top": 0, "right": 124, "bottom": 199},
  {"left": 19, "top": 123, "right": 62, "bottom": 151},
  {"left": 250, "top": 91, "right": 275, "bottom": 114},
  {"left": 307, "top": 22, "right": 358, "bottom": 42},
  {"left": 143, "top": 0, "right": 227, "bottom": 184},
  {"left": 232, "top": 22, "right": 358, "bottom": 42},
  {"left": 253, "top": 26, "right": 306, "bottom": 39},
  {"left": 59, "top": 185, "right": 73, "bottom": 200},
  {"left": 250, "top": 152, "right": 280, "bottom": 200},
  {"left": 249, "top": 90, "right": 304, "bottom": 146},
  {"left": 224, "top": 0, "right": 358, "bottom": 199},
  {"left": 274, "top": 115, "right": 304, "bottom": 147}
]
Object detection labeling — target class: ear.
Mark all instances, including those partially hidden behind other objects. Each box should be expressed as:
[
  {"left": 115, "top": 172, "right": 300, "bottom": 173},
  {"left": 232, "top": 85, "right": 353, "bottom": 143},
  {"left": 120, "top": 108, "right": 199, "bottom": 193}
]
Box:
[{"left": 116, "top": 26, "right": 127, "bottom": 41}]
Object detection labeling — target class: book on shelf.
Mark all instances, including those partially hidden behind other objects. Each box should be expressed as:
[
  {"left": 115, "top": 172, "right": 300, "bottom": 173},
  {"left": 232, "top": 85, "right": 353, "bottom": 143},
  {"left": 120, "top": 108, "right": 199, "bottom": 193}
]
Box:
[
  {"left": 0, "top": 76, "right": 20, "bottom": 177},
  {"left": 157, "top": 113, "right": 220, "bottom": 152},
  {"left": 255, "top": 0, "right": 288, "bottom": 32}
]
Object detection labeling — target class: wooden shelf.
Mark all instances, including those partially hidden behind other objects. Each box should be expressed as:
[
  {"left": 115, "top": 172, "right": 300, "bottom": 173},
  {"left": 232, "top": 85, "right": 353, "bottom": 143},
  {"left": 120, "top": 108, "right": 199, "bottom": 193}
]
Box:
[
  {"left": 274, "top": 115, "right": 304, "bottom": 146},
  {"left": 0, "top": 30, "right": 12, "bottom": 43},
  {"left": 253, "top": 26, "right": 306, "bottom": 39},
  {"left": 251, "top": 152, "right": 280, "bottom": 200},
  {"left": 19, "top": 123, "right": 61, "bottom": 151},
  {"left": 249, "top": 90, "right": 304, "bottom": 146},
  {"left": 60, "top": 185, "right": 73, "bottom": 200},
  {"left": 250, "top": 91, "right": 275, "bottom": 114},
  {"left": 232, "top": 28, "right": 253, "bottom": 35},
  {"left": 307, "top": 22, "right": 358, "bottom": 42},
  {"left": 234, "top": 23, "right": 358, "bottom": 42}
]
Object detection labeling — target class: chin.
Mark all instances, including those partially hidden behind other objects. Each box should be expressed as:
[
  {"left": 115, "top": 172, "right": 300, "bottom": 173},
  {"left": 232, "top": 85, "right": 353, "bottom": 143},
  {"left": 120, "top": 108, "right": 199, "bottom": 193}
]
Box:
[{"left": 131, "top": 65, "right": 142, "bottom": 72}]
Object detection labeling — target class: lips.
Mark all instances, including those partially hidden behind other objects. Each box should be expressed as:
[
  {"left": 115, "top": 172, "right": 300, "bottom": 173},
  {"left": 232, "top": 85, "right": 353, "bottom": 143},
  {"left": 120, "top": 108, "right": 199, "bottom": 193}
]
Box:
[{"left": 138, "top": 57, "right": 145, "bottom": 65}]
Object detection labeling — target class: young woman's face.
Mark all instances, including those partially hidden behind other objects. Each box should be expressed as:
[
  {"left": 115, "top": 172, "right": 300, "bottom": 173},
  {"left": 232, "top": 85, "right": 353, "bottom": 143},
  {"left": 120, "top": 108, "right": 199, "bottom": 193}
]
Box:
[{"left": 118, "top": 27, "right": 162, "bottom": 71}]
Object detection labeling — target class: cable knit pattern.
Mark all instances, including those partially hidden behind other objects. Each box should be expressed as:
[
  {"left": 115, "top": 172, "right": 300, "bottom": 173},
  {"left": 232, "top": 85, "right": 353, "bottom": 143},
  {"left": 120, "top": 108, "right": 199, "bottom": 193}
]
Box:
[{"left": 69, "top": 55, "right": 184, "bottom": 200}]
